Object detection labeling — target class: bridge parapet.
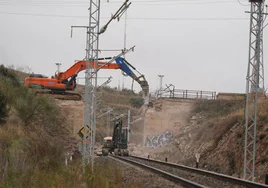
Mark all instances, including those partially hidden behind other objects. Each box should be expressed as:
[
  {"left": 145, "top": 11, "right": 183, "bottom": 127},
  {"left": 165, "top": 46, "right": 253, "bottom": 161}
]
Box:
[{"left": 155, "top": 85, "right": 216, "bottom": 100}]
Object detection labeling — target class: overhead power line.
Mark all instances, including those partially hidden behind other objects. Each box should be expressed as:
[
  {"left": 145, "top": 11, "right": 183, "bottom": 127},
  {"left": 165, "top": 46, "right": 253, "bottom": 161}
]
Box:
[
  {"left": 0, "top": 0, "right": 242, "bottom": 6},
  {"left": 0, "top": 12, "right": 86, "bottom": 18},
  {"left": 0, "top": 12, "right": 248, "bottom": 21},
  {"left": 0, "top": 0, "right": 235, "bottom": 2},
  {"left": 127, "top": 17, "right": 248, "bottom": 21},
  {"left": 237, "top": 0, "right": 250, "bottom": 6}
]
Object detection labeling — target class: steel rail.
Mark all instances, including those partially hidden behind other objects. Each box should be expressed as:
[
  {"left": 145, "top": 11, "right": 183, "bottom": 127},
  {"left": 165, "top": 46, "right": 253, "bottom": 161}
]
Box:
[
  {"left": 129, "top": 155, "right": 268, "bottom": 188},
  {"left": 110, "top": 155, "right": 205, "bottom": 188}
]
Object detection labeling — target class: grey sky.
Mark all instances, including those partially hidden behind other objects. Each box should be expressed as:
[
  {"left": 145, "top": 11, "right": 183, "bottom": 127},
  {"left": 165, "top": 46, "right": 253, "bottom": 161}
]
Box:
[{"left": 0, "top": 0, "right": 265, "bottom": 93}]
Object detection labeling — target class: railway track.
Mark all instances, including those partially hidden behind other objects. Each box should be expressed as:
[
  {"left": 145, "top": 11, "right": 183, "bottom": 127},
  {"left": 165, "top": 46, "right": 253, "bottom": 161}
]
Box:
[{"left": 111, "top": 155, "right": 268, "bottom": 188}]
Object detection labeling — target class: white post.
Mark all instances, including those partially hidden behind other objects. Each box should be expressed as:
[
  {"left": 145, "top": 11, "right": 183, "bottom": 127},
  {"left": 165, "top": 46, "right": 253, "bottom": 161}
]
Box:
[
  {"left": 70, "top": 155, "right": 73, "bottom": 161},
  {"left": 158, "top": 75, "right": 164, "bottom": 97},
  {"left": 127, "top": 110, "right": 131, "bottom": 143},
  {"left": 55, "top": 63, "right": 62, "bottom": 72},
  {"left": 195, "top": 153, "right": 200, "bottom": 168},
  {"left": 65, "top": 152, "right": 69, "bottom": 166},
  {"left": 107, "top": 114, "right": 110, "bottom": 136}
]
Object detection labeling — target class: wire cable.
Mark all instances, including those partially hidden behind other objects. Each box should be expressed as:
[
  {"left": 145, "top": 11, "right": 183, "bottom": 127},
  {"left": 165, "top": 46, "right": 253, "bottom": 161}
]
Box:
[
  {"left": 0, "top": 0, "right": 234, "bottom": 2},
  {"left": 0, "top": 11, "right": 248, "bottom": 21},
  {"left": 237, "top": 0, "right": 250, "bottom": 6},
  {"left": 0, "top": 0, "right": 238, "bottom": 6}
]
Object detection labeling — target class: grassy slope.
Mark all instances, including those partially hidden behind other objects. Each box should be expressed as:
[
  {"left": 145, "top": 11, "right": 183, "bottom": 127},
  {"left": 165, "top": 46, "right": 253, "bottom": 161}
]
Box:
[
  {"left": 190, "top": 99, "right": 268, "bottom": 182},
  {"left": 0, "top": 66, "right": 143, "bottom": 187},
  {"left": 148, "top": 98, "right": 268, "bottom": 183}
]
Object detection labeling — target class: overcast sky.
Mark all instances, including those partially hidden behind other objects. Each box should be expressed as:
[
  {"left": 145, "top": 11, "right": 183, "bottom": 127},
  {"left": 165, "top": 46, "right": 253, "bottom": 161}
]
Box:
[{"left": 0, "top": 0, "right": 266, "bottom": 94}]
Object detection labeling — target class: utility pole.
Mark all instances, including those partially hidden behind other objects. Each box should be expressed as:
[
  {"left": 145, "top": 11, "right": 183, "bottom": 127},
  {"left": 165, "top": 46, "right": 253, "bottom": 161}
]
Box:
[
  {"left": 86, "top": 0, "right": 100, "bottom": 173},
  {"left": 122, "top": 9, "right": 128, "bottom": 90},
  {"left": 107, "top": 113, "right": 110, "bottom": 136},
  {"left": 127, "top": 110, "right": 130, "bottom": 143},
  {"left": 71, "top": 0, "right": 130, "bottom": 174},
  {"left": 244, "top": 0, "right": 266, "bottom": 181},
  {"left": 71, "top": 0, "right": 101, "bottom": 174},
  {"left": 158, "top": 75, "right": 164, "bottom": 97},
  {"left": 55, "top": 63, "right": 62, "bottom": 72}
]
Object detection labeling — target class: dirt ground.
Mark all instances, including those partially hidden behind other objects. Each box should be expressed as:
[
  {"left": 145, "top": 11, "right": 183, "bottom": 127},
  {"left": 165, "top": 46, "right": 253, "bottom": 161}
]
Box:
[
  {"left": 144, "top": 99, "right": 193, "bottom": 137},
  {"left": 130, "top": 99, "right": 195, "bottom": 157},
  {"left": 56, "top": 100, "right": 84, "bottom": 140},
  {"left": 130, "top": 98, "right": 268, "bottom": 184},
  {"left": 56, "top": 97, "right": 268, "bottom": 184}
]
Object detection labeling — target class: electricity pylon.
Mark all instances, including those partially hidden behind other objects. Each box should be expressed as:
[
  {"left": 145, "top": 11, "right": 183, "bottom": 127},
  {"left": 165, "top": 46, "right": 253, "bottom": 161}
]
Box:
[{"left": 244, "top": 0, "right": 265, "bottom": 181}]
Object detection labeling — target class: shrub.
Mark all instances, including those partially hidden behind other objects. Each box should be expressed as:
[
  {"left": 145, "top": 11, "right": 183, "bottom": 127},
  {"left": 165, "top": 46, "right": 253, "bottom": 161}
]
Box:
[
  {"left": 0, "top": 65, "right": 20, "bottom": 87},
  {"left": 0, "top": 93, "right": 8, "bottom": 124},
  {"left": 121, "top": 88, "right": 135, "bottom": 95},
  {"left": 0, "top": 65, "right": 20, "bottom": 125},
  {"left": 258, "top": 99, "right": 268, "bottom": 122},
  {"left": 259, "top": 133, "right": 266, "bottom": 140},
  {"left": 99, "top": 86, "right": 117, "bottom": 93},
  {"left": 129, "top": 97, "right": 144, "bottom": 108},
  {"left": 12, "top": 87, "right": 59, "bottom": 126},
  {"left": 193, "top": 100, "right": 245, "bottom": 118},
  {"left": 227, "top": 151, "right": 236, "bottom": 175},
  {"left": 260, "top": 157, "right": 268, "bottom": 164},
  {"left": 0, "top": 66, "right": 71, "bottom": 186}
]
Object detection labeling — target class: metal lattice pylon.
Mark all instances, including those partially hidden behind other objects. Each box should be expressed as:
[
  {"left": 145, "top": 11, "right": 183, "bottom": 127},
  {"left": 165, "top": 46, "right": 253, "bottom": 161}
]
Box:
[
  {"left": 244, "top": 0, "right": 265, "bottom": 181},
  {"left": 83, "top": 0, "right": 101, "bottom": 173}
]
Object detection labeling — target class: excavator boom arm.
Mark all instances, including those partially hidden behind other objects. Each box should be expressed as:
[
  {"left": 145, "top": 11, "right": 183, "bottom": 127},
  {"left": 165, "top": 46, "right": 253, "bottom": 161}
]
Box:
[{"left": 57, "top": 61, "right": 120, "bottom": 81}]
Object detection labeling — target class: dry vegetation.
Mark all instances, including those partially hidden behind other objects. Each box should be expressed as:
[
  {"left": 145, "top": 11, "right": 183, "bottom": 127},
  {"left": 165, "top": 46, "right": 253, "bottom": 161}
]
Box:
[
  {"left": 184, "top": 99, "right": 267, "bottom": 182},
  {"left": 144, "top": 98, "right": 268, "bottom": 183},
  {"left": 193, "top": 99, "right": 245, "bottom": 118},
  {"left": 0, "top": 65, "right": 136, "bottom": 187}
]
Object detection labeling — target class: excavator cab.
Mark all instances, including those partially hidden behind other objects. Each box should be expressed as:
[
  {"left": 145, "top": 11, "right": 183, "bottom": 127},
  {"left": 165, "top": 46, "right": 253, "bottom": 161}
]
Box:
[
  {"left": 101, "top": 118, "right": 129, "bottom": 156},
  {"left": 112, "top": 118, "right": 129, "bottom": 156},
  {"left": 29, "top": 74, "right": 48, "bottom": 78},
  {"left": 103, "top": 136, "right": 113, "bottom": 147},
  {"left": 101, "top": 136, "right": 112, "bottom": 156}
]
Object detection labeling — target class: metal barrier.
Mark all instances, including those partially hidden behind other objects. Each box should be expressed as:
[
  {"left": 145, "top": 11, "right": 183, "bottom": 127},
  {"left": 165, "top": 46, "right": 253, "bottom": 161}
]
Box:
[{"left": 155, "top": 84, "right": 216, "bottom": 100}]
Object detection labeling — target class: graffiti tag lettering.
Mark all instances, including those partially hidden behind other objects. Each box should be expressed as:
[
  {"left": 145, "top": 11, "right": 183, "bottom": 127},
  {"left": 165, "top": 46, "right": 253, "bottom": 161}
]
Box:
[{"left": 145, "top": 131, "right": 173, "bottom": 148}]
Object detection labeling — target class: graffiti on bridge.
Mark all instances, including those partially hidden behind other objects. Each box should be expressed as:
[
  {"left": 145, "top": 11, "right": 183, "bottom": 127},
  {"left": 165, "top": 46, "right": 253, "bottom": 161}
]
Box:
[{"left": 145, "top": 131, "right": 173, "bottom": 148}]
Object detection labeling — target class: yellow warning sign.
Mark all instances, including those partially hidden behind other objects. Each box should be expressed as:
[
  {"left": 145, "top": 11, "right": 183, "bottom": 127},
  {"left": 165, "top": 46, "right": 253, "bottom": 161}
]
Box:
[{"left": 78, "top": 125, "right": 92, "bottom": 139}]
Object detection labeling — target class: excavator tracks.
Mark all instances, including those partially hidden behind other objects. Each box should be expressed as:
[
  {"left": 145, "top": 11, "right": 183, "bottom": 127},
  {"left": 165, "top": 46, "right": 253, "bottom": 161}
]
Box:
[{"left": 35, "top": 90, "right": 82, "bottom": 101}]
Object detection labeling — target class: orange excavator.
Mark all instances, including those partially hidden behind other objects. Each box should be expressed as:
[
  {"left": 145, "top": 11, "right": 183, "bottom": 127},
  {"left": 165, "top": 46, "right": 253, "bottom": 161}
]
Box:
[{"left": 24, "top": 57, "right": 149, "bottom": 100}]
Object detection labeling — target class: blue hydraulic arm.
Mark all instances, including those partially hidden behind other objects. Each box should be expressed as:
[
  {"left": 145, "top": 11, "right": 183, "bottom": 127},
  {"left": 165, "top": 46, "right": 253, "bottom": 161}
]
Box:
[
  {"left": 114, "top": 57, "right": 149, "bottom": 97},
  {"left": 115, "top": 57, "right": 137, "bottom": 78}
]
